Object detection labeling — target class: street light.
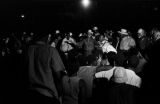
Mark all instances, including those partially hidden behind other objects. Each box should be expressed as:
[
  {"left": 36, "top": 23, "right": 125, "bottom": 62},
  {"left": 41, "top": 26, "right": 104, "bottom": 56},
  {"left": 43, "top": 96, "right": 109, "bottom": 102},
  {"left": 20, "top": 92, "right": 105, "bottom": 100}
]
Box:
[{"left": 81, "top": 0, "right": 91, "bottom": 8}]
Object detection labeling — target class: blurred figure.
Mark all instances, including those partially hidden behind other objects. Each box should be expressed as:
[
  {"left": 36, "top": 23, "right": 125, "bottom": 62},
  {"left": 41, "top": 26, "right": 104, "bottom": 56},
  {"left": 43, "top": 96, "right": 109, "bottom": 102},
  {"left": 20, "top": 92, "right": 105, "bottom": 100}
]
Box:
[
  {"left": 118, "top": 29, "right": 136, "bottom": 51},
  {"left": 104, "top": 30, "right": 115, "bottom": 45},
  {"left": 1, "top": 36, "right": 11, "bottom": 56},
  {"left": 108, "top": 65, "right": 141, "bottom": 104},
  {"left": 98, "top": 34, "right": 117, "bottom": 54},
  {"left": 152, "top": 29, "right": 160, "bottom": 42},
  {"left": 95, "top": 52, "right": 117, "bottom": 80},
  {"left": 61, "top": 32, "right": 76, "bottom": 58},
  {"left": 78, "top": 29, "right": 98, "bottom": 57},
  {"left": 93, "top": 52, "right": 117, "bottom": 104},
  {"left": 62, "top": 57, "right": 86, "bottom": 104},
  {"left": 26, "top": 33, "right": 66, "bottom": 104},
  {"left": 143, "top": 29, "right": 160, "bottom": 103},
  {"left": 77, "top": 54, "right": 98, "bottom": 104},
  {"left": 49, "top": 33, "right": 58, "bottom": 48},
  {"left": 116, "top": 29, "right": 137, "bottom": 67},
  {"left": 77, "top": 29, "right": 98, "bottom": 65},
  {"left": 137, "top": 28, "right": 150, "bottom": 57},
  {"left": 92, "top": 26, "right": 100, "bottom": 41}
]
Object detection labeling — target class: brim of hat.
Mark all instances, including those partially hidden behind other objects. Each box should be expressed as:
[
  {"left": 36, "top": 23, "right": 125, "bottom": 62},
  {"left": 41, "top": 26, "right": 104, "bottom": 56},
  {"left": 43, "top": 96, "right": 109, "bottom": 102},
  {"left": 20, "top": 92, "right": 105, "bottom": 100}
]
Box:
[{"left": 118, "top": 31, "right": 128, "bottom": 35}]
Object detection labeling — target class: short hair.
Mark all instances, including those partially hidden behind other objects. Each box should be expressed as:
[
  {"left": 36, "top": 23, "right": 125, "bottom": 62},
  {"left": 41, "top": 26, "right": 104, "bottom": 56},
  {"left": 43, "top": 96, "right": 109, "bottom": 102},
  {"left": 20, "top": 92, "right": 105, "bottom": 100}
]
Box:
[{"left": 34, "top": 32, "right": 49, "bottom": 43}]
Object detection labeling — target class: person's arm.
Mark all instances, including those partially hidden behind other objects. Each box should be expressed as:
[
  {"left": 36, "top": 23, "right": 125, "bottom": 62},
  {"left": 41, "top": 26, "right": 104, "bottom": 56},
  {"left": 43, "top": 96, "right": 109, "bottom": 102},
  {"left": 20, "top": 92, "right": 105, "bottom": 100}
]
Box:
[
  {"left": 60, "top": 39, "right": 66, "bottom": 52},
  {"left": 51, "top": 48, "right": 66, "bottom": 97},
  {"left": 71, "top": 38, "right": 77, "bottom": 45},
  {"left": 79, "top": 79, "right": 87, "bottom": 104}
]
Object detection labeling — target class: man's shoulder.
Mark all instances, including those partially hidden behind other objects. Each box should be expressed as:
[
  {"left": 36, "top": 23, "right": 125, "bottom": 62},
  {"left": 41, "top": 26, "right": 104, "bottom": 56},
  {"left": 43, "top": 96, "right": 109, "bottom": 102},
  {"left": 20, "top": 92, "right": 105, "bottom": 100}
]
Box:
[
  {"left": 125, "top": 68, "right": 135, "bottom": 75},
  {"left": 125, "top": 69, "right": 141, "bottom": 79},
  {"left": 62, "top": 38, "right": 67, "bottom": 41},
  {"left": 49, "top": 46, "right": 59, "bottom": 53},
  {"left": 96, "top": 65, "right": 113, "bottom": 72},
  {"left": 78, "top": 66, "right": 97, "bottom": 75}
]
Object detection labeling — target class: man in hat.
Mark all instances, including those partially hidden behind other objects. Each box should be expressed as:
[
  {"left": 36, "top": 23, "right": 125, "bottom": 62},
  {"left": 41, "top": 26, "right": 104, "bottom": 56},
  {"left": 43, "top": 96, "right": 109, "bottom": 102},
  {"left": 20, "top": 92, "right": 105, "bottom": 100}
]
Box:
[
  {"left": 116, "top": 29, "right": 137, "bottom": 67},
  {"left": 118, "top": 29, "right": 136, "bottom": 51}
]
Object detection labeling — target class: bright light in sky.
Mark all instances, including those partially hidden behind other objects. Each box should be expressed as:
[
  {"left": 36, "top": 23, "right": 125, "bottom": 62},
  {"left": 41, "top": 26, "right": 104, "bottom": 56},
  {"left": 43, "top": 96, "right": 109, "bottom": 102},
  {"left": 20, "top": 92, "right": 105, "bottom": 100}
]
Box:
[
  {"left": 21, "top": 14, "right": 25, "bottom": 18},
  {"left": 82, "top": 0, "right": 90, "bottom": 8}
]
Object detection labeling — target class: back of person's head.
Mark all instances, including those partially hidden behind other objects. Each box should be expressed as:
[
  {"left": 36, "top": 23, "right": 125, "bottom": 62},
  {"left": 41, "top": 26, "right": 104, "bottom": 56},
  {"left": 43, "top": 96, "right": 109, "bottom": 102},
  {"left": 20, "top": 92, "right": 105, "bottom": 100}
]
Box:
[
  {"left": 87, "top": 55, "right": 98, "bottom": 66},
  {"left": 34, "top": 32, "right": 49, "bottom": 44},
  {"left": 67, "top": 58, "right": 80, "bottom": 76},
  {"left": 127, "top": 55, "right": 139, "bottom": 71},
  {"left": 107, "top": 52, "right": 116, "bottom": 66},
  {"left": 100, "top": 52, "right": 109, "bottom": 66}
]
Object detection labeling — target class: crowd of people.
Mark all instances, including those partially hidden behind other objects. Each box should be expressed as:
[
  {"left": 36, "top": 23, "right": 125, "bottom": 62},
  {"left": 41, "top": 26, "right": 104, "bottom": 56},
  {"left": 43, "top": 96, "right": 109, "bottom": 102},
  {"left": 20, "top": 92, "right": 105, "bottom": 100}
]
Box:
[{"left": 2, "top": 26, "right": 160, "bottom": 104}]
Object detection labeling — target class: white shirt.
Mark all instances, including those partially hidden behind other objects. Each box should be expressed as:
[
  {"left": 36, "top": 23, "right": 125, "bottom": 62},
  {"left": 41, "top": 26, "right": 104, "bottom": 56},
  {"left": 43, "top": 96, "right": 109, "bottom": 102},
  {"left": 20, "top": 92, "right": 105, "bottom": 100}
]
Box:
[
  {"left": 95, "top": 67, "right": 116, "bottom": 80},
  {"left": 101, "top": 41, "right": 117, "bottom": 53},
  {"left": 95, "top": 67, "right": 141, "bottom": 88},
  {"left": 125, "top": 69, "right": 142, "bottom": 88}
]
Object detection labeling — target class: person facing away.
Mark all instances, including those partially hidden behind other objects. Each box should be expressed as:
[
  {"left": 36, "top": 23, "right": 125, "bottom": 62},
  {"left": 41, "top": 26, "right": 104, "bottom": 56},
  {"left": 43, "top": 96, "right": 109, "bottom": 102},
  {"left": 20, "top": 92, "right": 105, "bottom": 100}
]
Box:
[
  {"left": 62, "top": 58, "right": 86, "bottom": 104},
  {"left": 92, "top": 52, "right": 116, "bottom": 104},
  {"left": 77, "top": 54, "right": 99, "bottom": 104},
  {"left": 106, "top": 55, "right": 141, "bottom": 104},
  {"left": 26, "top": 33, "right": 66, "bottom": 104},
  {"left": 61, "top": 33, "right": 76, "bottom": 57},
  {"left": 123, "top": 55, "right": 142, "bottom": 88},
  {"left": 108, "top": 65, "right": 141, "bottom": 104}
]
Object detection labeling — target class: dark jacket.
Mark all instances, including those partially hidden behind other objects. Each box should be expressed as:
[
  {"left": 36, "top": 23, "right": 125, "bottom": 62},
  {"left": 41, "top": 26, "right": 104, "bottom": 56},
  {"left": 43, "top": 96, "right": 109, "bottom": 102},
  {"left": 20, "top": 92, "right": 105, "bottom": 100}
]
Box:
[{"left": 27, "top": 41, "right": 65, "bottom": 99}]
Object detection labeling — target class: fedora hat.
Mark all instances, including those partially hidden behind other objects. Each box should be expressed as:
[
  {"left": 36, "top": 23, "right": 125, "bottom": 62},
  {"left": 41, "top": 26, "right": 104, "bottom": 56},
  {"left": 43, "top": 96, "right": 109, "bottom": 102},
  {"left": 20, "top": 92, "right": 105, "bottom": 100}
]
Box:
[{"left": 118, "top": 29, "right": 128, "bottom": 35}]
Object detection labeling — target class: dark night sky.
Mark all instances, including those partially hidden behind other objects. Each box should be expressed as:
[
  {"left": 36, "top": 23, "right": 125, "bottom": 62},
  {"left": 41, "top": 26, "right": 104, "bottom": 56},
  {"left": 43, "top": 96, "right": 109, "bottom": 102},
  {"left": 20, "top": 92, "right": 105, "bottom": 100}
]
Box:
[{"left": 0, "top": 0, "right": 160, "bottom": 33}]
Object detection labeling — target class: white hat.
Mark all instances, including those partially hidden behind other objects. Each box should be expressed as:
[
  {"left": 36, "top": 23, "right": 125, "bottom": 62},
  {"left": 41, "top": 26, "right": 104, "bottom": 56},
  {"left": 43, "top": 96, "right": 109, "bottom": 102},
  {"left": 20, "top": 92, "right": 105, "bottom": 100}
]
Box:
[
  {"left": 118, "top": 29, "right": 128, "bottom": 35},
  {"left": 69, "top": 32, "right": 73, "bottom": 36},
  {"left": 137, "top": 28, "right": 144, "bottom": 34},
  {"left": 88, "top": 29, "right": 93, "bottom": 34},
  {"left": 93, "top": 26, "right": 98, "bottom": 31},
  {"left": 79, "top": 33, "right": 83, "bottom": 37},
  {"left": 55, "top": 30, "right": 60, "bottom": 34}
]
